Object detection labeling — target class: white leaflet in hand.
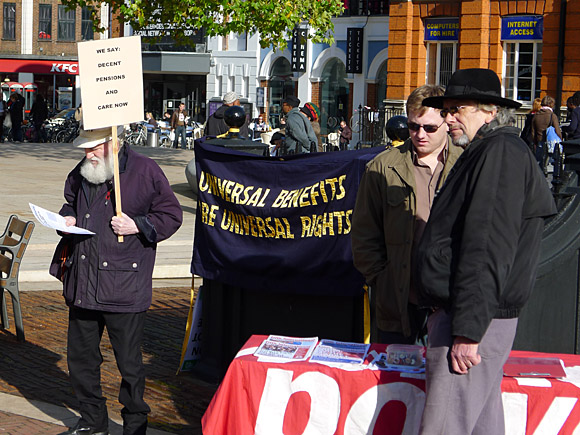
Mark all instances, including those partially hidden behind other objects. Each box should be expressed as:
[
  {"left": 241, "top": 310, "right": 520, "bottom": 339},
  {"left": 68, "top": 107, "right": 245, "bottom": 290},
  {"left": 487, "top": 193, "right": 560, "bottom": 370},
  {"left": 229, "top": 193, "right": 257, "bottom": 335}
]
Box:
[{"left": 29, "top": 203, "right": 95, "bottom": 235}]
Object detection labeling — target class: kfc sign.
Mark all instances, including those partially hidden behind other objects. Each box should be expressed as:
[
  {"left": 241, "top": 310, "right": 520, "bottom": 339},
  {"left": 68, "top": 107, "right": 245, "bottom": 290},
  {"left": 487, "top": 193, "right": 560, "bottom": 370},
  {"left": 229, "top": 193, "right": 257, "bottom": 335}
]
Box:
[
  {"left": 51, "top": 63, "right": 78, "bottom": 74},
  {"left": 0, "top": 59, "right": 79, "bottom": 75}
]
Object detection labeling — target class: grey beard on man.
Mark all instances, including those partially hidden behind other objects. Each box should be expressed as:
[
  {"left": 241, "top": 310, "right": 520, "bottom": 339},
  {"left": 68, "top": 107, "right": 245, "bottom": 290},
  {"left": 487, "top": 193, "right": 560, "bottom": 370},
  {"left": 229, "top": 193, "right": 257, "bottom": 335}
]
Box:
[{"left": 80, "top": 150, "right": 114, "bottom": 184}]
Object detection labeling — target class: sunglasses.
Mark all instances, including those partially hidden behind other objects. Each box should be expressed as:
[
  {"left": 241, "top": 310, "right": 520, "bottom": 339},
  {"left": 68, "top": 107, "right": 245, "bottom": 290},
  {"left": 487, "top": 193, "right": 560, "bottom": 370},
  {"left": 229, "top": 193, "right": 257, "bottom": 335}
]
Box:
[
  {"left": 408, "top": 120, "right": 445, "bottom": 133},
  {"left": 440, "top": 105, "right": 470, "bottom": 118}
]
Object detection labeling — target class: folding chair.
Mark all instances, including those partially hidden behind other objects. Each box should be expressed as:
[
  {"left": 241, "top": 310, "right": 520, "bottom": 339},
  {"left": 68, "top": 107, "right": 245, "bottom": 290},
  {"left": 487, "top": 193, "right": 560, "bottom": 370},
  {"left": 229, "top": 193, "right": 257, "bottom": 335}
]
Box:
[{"left": 0, "top": 214, "right": 35, "bottom": 341}]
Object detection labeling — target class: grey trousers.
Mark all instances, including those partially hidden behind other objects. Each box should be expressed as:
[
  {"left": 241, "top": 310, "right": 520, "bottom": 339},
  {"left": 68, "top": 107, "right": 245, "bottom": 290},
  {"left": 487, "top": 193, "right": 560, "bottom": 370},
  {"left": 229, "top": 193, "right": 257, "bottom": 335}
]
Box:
[{"left": 419, "top": 309, "right": 518, "bottom": 435}]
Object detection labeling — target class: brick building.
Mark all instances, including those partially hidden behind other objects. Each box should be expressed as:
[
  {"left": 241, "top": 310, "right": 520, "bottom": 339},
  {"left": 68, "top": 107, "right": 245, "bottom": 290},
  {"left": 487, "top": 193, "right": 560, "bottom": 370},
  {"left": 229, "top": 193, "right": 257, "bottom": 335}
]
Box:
[
  {"left": 0, "top": 1, "right": 120, "bottom": 112},
  {"left": 385, "top": 0, "right": 580, "bottom": 113}
]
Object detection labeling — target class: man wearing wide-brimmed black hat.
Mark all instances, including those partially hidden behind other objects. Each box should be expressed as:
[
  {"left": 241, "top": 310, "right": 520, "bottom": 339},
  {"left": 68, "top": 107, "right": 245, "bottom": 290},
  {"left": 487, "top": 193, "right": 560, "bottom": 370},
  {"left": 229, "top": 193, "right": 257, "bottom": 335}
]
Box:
[{"left": 414, "top": 68, "right": 557, "bottom": 434}]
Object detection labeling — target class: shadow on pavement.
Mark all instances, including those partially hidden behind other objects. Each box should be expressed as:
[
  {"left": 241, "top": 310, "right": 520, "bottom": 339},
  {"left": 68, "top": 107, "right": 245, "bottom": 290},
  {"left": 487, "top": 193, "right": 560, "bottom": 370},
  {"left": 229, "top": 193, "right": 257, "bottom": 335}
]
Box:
[{"left": 0, "top": 288, "right": 217, "bottom": 435}]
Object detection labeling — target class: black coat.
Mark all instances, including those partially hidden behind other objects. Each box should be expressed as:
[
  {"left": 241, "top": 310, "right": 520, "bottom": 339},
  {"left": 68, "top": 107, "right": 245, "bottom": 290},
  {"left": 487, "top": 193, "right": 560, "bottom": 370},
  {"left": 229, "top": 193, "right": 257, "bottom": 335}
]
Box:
[
  {"left": 205, "top": 104, "right": 249, "bottom": 138},
  {"left": 414, "top": 122, "right": 556, "bottom": 342}
]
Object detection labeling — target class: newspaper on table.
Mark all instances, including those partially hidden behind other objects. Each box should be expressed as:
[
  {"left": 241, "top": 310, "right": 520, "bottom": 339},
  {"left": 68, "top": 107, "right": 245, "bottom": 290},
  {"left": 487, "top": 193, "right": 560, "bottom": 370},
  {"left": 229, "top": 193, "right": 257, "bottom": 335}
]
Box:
[
  {"left": 254, "top": 335, "right": 318, "bottom": 361},
  {"left": 29, "top": 203, "right": 95, "bottom": 235},
  {"left": 309, "top": 339, "right": 370, "bottom": 364}
]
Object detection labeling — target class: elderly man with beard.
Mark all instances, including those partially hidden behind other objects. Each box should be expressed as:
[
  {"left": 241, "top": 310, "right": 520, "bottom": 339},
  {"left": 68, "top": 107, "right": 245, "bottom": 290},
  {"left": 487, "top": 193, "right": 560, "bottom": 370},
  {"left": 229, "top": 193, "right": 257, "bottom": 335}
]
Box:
[
  {"left": 414, "top": 69, "right": 556, "bottom": 435},
  {"left": 51, "top": 127, "right": 182, "bottom": 435}
]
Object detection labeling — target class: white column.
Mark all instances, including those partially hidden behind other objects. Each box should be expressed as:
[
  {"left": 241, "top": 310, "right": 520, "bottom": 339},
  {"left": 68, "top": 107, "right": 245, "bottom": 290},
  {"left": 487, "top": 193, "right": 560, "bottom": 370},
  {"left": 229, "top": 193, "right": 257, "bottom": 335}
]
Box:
[
  {"left": 297, "top": 36, "right": 313, "bottom": 105},
  {"left": 100, "top": 4, "right": 110, "bottom": 39},
  {"left": 21, "top": 0, "right": 33, "bottom": 54}
]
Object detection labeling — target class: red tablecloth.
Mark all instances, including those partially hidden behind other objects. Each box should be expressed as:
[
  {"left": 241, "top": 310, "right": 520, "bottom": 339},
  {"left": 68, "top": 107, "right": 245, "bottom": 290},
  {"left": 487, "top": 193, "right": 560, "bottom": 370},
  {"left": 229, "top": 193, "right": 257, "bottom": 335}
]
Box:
[{"left": 202, "top": 335, "right": 580, "bottom": 434}]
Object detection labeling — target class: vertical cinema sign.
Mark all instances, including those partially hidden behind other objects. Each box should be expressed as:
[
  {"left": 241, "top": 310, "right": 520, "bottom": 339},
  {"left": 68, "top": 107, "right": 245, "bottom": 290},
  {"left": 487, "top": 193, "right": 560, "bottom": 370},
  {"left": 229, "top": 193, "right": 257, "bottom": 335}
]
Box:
[
  {"left": 291, "top": 28, "right": 307, "bottom": 72},
  {"left": 346, "top": 28, "right": 363, "bottom": 74}
]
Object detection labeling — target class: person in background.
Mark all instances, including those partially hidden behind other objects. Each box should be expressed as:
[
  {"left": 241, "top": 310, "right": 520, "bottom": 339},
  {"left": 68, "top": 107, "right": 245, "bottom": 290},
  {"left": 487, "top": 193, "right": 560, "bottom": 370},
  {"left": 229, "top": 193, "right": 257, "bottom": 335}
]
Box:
[
  {"left": 301, "top": 102, "right": 322, "bottom": 151},
  {"left": 30, "top": 94, "right": 49, "bottom": 143},
  {"left": 282, "top": 95, "right": 317, "bottom": 154},
  {"left": 145, "top": 112, "right": 158, "bottom": 131},
  {"left": 531, "top": 95, "right": 562, "bottom": 174},
  {"left": 171, "top": 102, "right": 188, "bottom": 149},
  {"left": 565, "top": 95, "right": 580, "bottom": 140},
  {"left": 338, "top": 120, "right": 352, "bottom": 150},
  {"left": 415, "top": 68, "right": 556, "bottom": 435},
  {"left": 0, "top": 97, "right": 5, "bottom": 143},
  {"left": 352, "top": 84, "right": 462, "bottom": 346},
  {"left": 255, "top": 114, "right": 268, "bottom": 132},
  {"left": 8, "top": 93, "right": 24, "bottom": 143},
  {"left": 52, "top": 126, "right": 182, "bottom": 435},
  {"left": 269, "top": 131, "right": 286, "bottom": 156},
  {"left": 206, "top": 92, "right": 249, "bottom": 138},
  {"left": 520, "top": 97, "right": 541, "bottom": 150}
]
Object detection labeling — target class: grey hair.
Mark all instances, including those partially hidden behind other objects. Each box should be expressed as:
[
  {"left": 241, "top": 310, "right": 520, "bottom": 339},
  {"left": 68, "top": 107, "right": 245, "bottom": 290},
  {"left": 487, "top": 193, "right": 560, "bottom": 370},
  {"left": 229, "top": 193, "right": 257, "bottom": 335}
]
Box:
[{"left": 477, "top": 103, "right": 516, "bottom": 126}]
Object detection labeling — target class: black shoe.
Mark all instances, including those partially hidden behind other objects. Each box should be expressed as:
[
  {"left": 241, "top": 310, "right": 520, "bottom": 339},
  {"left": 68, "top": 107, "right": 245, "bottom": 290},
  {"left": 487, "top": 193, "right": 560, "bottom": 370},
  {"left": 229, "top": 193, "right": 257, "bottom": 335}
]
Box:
[{"left": 58, "top": 422, "right": 109, "bottom": 435}]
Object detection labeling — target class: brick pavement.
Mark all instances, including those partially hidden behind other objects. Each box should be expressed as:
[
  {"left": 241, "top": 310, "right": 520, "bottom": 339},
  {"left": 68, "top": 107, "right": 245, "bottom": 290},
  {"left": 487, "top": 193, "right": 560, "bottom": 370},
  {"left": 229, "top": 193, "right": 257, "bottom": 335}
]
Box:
[{"left": 0, "top": 286, "right": 218, "bottom": 435}]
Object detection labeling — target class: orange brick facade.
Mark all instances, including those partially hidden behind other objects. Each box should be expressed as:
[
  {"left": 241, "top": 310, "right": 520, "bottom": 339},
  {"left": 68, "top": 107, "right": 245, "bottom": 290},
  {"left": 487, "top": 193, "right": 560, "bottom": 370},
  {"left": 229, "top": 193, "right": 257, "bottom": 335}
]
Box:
[{"left": 386, "top": 0, "right": 580, "bottom": 107}]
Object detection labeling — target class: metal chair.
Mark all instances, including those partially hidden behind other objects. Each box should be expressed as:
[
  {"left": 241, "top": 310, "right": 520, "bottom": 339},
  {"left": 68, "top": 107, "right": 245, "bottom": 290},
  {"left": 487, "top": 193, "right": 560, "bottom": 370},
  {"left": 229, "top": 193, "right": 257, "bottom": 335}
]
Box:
[{"left": 0, "top": 215, "right": 35, "bottom": 341}]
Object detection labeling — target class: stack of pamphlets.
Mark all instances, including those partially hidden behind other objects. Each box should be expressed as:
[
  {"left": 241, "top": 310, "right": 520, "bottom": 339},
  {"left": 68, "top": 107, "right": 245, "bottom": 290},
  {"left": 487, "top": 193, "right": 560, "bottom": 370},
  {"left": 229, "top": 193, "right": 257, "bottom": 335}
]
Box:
[
  {"left": 309, "top": 339, "right": 370, "bottom": 364},
  {"left": 254, "top": 335, "right": 318, "bottom": 361}
]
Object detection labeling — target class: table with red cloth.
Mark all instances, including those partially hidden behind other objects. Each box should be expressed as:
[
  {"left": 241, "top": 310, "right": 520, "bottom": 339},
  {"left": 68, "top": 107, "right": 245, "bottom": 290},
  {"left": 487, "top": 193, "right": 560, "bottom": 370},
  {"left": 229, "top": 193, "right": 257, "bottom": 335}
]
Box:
[{"left": 202, "top": 335, "right": 580, "bottom": 434}]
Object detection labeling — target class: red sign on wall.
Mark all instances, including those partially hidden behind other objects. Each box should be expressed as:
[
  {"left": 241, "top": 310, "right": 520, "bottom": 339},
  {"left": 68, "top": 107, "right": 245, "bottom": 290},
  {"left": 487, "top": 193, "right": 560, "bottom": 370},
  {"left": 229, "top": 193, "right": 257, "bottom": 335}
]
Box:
[{"left": 0, "top": 59, "right": 79, "bottom": 75}]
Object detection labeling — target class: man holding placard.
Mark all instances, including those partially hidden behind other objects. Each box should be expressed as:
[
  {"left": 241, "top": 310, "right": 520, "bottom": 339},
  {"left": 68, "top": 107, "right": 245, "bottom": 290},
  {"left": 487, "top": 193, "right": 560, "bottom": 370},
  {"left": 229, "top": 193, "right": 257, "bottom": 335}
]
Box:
[{"left": 52, "top": 126, "right": 182, "bottom": 435}]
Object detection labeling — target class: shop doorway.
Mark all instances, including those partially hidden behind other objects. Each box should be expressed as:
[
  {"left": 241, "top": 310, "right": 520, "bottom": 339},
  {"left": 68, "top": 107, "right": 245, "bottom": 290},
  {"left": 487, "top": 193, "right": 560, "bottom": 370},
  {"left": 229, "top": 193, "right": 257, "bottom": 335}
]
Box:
[
  {"left": 268, "top": 57, "right": 295, "bottom": 129},
  {"left": 144, "top": 74, "right": 206, "bottom": 123},
  {"left": 320, "top": 58, "right": 349, "bottom": 135}
]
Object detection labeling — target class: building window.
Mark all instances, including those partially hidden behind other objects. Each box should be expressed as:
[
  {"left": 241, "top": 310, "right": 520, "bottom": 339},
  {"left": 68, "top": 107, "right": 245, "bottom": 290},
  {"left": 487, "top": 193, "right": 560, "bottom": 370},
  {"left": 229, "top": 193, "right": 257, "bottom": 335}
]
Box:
[
  {"left": 39, "top": 4, "right": 52, "bottom": 40},
  {"left": 81, "top": 7, "right": 94, "bottom": 40},
  {"left": 58, "top": 5, "right": 76, "bottom": 41},
  {"left": 503, "top": 42, "right": 542, "bottom": 103},
  {"left": 426, "top": 43, "right": 457, "bottom": 87},
  {"left": 3, "top": 3, "right": 15, "bottom": 40}
]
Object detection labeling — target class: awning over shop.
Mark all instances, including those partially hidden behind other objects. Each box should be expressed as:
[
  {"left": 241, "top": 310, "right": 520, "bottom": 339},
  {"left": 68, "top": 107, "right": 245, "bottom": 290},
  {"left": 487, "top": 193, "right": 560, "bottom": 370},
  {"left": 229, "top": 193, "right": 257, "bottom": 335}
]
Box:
[{"left": 0, "top": 59, "right": 79, "bottom": 75}]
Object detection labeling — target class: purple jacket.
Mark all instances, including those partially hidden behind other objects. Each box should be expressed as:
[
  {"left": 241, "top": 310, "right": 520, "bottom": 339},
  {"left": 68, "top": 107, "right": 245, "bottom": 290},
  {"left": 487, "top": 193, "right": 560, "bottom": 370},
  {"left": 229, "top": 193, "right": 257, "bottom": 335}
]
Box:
[{"left": 52, "top": 145, "right": 183, "bottom": 312}]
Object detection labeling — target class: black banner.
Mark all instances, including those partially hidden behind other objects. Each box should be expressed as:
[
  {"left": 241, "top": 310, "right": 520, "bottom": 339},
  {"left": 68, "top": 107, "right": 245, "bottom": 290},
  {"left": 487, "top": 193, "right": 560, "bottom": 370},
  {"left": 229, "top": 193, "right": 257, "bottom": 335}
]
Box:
[
  {"left": 191, "top": 141, "right": 383, "bottom": 296},
  {"left": 291, "top": 28, "right": 308, "bottom": 72},
  {"left": 347, "top": 28, "right": 364, "bottom": 74}
]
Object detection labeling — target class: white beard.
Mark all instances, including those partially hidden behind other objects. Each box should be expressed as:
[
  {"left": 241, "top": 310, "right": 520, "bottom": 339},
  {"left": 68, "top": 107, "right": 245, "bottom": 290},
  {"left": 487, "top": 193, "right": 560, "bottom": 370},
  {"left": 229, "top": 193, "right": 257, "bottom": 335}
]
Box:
[
  {"left": 452, "top": 132, "right": 470, "bottom": 147},
  {"left": 80, "top": 153, "right": 114, "bottom": 184}
]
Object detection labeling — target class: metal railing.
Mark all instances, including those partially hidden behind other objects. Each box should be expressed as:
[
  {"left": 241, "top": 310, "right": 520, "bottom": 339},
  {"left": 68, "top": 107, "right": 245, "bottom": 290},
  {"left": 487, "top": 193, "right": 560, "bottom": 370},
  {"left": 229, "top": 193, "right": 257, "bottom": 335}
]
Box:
[{"left": 352, "top": 107, "right": 558, "bottom": 148}]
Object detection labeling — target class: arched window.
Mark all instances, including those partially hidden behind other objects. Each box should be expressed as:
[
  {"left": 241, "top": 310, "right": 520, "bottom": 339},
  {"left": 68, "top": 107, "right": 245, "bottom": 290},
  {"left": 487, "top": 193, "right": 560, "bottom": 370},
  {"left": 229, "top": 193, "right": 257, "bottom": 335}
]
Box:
[
  {"left": 268, "top": 57, "right": 295, "bottom": 128},
  {"left": 320, "top": 58, "right": 349, "bottom": 135}
]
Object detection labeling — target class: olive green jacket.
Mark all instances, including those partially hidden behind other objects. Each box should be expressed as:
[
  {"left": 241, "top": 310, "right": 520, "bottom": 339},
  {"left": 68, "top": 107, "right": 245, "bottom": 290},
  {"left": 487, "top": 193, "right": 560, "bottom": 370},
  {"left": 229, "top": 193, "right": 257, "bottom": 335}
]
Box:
[{"left": 351, "top": 137, "right": 462, "bottom": 336}]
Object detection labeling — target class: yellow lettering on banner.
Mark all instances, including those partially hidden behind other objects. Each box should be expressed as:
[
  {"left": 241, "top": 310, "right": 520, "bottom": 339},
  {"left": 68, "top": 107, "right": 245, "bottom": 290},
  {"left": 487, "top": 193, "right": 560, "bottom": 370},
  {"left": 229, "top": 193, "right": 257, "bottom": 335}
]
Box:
[
  {"left": 299, "top": 187, "right": 311, "bottom": 207},
  {"left": 247, "top": 188, "right": 264, "bottom": 207},
  {"left": 299, "top": 210, "right": 352, "bottom": 238},
  {"left": 272, "top": 190, "right": 289, "bottom": 207},
  {"left": 336, "top": 175, "right": 346, "bottom": 200},
  {"left": 231, "top": 183, "right": 244, "bottom": 204},
  {"left": 275, "top": 219, "right": 287, "bottom": 238},
  {"left": 199, "top": 201, "right": 219, "bottom": 227},
  {"left": 319, "top": 181, "right": 328, "bottom": 202}
]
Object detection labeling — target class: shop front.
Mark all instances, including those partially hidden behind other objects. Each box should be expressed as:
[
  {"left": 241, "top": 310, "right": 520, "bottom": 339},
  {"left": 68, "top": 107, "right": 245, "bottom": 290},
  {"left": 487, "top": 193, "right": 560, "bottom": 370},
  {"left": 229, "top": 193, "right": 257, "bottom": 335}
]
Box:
[{"left": 0, "top": 58, "right": 78, "bottom": 113}]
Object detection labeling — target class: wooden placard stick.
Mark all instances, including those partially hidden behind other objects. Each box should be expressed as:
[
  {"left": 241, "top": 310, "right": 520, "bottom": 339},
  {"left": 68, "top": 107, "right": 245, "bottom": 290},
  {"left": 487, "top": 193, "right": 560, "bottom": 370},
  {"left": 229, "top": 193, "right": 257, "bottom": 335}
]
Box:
[{"left": 112, "top": 125, "right": 123, "bottom": 243}]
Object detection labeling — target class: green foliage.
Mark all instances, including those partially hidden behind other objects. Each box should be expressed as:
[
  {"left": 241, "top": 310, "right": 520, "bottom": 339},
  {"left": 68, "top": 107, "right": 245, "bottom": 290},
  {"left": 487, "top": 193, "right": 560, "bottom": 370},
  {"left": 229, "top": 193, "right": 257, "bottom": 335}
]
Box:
[{"left": 61, "top": 0, "right": 344, "bottom": 50}]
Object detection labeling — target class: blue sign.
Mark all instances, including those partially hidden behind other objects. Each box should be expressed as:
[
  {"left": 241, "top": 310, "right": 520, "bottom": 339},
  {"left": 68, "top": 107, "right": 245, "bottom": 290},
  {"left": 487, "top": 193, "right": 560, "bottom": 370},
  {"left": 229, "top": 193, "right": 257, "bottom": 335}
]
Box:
[
  {"left": 501, "top": 16, "right": 543, "bottom": 40},
  {"left": 191, "top": 141, "right": 383, "bottom": 296},
  {"left": 424, "top": 18, "right": 459, "bottom": 41}
]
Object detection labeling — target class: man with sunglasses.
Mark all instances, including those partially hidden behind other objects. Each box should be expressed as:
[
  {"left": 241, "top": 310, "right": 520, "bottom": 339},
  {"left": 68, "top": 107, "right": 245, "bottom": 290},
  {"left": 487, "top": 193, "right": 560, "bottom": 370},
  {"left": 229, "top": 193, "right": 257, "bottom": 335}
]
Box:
[
  {"left": 414, "top": 69, "right": 556, "bottom": 434},
  {"left": 351, "top": 85, "right": 462, "bottom": 345}
]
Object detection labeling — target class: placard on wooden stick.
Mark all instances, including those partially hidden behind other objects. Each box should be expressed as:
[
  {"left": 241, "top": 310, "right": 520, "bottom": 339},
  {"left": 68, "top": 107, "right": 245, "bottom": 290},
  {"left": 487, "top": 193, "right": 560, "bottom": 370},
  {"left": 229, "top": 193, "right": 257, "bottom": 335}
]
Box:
[{"left": 77, "top": 35, "right": 144, "bottom": 130}]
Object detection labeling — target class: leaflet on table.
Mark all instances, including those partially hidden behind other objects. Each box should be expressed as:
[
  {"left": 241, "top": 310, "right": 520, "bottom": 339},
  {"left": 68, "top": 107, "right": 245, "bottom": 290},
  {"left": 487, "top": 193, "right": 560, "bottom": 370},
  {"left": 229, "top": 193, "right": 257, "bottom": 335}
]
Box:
[
  {"left": 29, "top": 203, "right": 95, "bottom": 235},
  {"left": 254, "top": 335, "right": 318, "bottom": 361},
  {"left": 309, "top": 339, "right": 370, "bottom": 364}
]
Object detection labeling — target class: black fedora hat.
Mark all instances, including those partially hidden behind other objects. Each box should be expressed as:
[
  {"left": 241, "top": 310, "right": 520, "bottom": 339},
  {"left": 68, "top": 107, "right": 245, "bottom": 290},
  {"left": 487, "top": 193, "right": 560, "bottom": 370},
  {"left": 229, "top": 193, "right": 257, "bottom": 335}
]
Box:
[{"left": 423, "top": 68, "right": 521, "bottom": 109}]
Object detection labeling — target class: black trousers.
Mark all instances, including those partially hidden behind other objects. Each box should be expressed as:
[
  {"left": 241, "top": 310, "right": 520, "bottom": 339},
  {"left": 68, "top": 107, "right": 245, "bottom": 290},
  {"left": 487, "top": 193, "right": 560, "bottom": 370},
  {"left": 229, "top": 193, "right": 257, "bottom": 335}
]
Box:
[{"left": 67, "top": 307, "right": 150, "bottom": 434}]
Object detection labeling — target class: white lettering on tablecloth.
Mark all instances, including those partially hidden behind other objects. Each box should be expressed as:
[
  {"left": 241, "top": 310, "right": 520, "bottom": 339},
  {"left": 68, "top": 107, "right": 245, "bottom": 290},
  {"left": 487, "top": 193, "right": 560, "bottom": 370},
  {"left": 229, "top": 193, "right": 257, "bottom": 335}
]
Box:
[{"left": 255, "top": 369, "right": 340, "bottom": 434}]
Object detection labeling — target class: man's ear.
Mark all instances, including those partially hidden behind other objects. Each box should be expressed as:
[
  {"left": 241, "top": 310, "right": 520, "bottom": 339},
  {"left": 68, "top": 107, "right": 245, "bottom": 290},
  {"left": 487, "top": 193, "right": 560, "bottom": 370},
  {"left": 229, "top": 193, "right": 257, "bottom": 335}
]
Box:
[{"left": 484, "top": 108, "right": 498, "bottom": 124}]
